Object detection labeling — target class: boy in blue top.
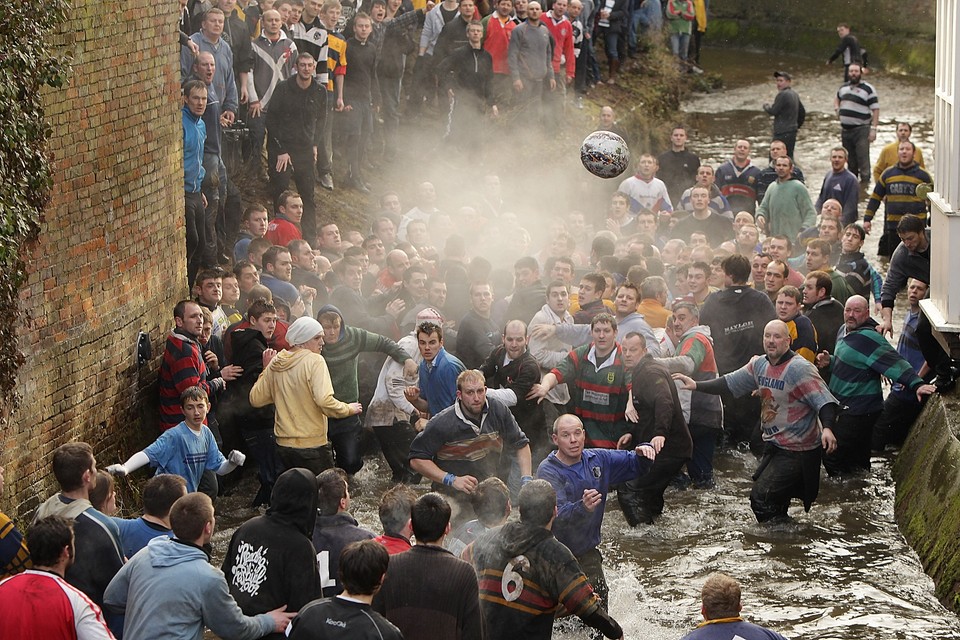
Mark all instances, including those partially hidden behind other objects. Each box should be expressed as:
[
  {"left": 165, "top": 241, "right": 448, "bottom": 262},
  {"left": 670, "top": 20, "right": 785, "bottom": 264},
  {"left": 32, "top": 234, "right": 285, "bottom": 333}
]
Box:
[
  {"left": 112, "top": 474, "right": 187, "bottom": 559},
  {"left": 106, "top": 387, "right": 246, "bottom": 496}
]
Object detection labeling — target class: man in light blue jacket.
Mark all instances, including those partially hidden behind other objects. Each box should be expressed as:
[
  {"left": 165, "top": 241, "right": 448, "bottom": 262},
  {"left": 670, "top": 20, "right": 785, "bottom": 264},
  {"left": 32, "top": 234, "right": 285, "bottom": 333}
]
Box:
[{"left": 104, "top": 493, "right": 294, "bottom": 640}]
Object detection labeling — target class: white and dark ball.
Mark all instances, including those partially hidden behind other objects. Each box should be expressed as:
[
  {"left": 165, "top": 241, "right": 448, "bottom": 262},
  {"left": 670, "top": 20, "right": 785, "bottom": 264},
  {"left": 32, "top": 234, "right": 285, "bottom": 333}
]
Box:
[{"left": 580, "top": 131, "right": 630, "bottom": 179}]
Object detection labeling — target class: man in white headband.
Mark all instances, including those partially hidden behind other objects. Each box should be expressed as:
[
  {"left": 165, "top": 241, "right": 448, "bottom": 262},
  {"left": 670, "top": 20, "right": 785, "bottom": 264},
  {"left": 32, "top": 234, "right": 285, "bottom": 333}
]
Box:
[{"left": 250, "top": 316, "right": 363, "bottom": 474}]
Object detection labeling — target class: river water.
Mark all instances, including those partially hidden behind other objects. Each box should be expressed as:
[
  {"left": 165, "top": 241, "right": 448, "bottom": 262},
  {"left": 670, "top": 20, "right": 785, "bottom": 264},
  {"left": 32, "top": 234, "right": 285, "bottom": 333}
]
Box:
[{"left": 210, "top": 48, "right": 959, "bottom": 640}]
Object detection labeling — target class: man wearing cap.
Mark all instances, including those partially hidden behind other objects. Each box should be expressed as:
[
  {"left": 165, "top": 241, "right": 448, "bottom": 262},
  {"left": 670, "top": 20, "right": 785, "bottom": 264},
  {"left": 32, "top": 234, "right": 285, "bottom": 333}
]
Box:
[
  {"left": 250, "top": 316, "right": 363, "bottom": 474},
  {"left": 763, "top": 71, "right": 801, "bottom": 159}
]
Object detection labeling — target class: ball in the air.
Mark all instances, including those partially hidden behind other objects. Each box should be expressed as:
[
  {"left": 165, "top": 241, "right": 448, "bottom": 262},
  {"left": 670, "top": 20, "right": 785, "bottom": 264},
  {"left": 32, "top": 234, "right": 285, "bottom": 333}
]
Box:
[{"left": 580, "top": 131, "right": 630, "bottom": 179}]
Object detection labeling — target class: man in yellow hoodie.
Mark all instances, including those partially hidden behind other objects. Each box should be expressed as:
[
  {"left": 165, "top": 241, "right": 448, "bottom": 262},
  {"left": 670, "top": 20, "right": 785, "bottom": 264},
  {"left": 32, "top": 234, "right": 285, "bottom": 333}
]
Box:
[{"left": 251, "top": 316, "right": 363, "bottom": 474}]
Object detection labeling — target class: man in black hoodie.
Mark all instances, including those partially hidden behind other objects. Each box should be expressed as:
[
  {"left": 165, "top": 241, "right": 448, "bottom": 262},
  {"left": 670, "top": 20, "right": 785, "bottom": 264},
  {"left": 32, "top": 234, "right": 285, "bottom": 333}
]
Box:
[
  {"left": 699, "top": 254, "right": 776, "bottom": 449},
  {"left": 222, "top": 468, "right": 322, "bottom": 640},
  {"left": 220, "top": 299, "right": 281, "bottom": 506},
  {"left": 471, "top": 480, "right": 623, "bottom": 640}
]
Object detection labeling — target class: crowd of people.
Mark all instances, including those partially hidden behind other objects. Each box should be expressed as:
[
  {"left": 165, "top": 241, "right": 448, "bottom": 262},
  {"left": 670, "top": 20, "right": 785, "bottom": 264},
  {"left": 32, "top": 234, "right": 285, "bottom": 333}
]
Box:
[{"left": 0, "top": 4, "right": 950, "bottom": 639}]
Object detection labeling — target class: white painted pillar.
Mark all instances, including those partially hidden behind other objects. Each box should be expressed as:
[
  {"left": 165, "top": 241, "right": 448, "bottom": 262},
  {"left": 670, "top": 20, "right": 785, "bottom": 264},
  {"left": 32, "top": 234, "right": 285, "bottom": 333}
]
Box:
[{"left": 921, "top": 0, "right": 960, "bottom": 342}]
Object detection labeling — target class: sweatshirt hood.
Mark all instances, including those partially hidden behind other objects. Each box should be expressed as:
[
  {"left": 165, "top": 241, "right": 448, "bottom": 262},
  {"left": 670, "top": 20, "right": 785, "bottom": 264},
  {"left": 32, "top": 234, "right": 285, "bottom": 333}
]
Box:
[
  {"left": 267, "top": 467, "right": 319, "bottom": 536},
  {"left": 269, "top": 348, "right": 315, "bottom": 372},
  {"left": 147, "top": 536, "right": 207, "bottom": 568},
  {"left": 682, "top": 324, "right": 713, "bottom": 340},
  {"left": 316, "top": 304, "right": 347, "bottom": 338},
  {"left": 495, "top": 521, "right": 553, "bottom": 557},
  {"left": 232, "top": 326, "right": 268, "bottom": 360}
]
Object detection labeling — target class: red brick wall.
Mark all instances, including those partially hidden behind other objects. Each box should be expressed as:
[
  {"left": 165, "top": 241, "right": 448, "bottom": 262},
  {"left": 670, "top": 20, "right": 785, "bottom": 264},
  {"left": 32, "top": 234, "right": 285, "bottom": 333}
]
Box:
[{"left": 3, "top": 0, "right": 186, "bottom": 516}]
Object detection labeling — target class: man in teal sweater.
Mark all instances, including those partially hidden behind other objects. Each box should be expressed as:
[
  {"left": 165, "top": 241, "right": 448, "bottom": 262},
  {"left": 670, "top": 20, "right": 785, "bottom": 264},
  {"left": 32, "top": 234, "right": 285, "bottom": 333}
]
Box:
[
  {"left": 317, "top": 305, "right": 418, "bottom": 475},
  {"left": 756, "top": 156, "right": 817, "bottom": 243},
  {"left": 815, "top": 296, "right": 936, "bottom": 475}
]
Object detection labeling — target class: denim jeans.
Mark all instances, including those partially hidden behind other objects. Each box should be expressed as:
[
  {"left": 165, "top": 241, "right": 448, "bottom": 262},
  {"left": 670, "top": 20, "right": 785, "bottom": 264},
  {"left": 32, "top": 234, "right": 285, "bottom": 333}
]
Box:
[{"left": 670, "top": 32, "right": 690, "bottom": 61}]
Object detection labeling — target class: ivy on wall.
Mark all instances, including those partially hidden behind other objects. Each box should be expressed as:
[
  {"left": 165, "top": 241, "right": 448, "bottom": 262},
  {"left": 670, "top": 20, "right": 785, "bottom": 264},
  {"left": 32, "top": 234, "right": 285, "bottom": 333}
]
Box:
[{"left": 0, "top": 0, "right": 70, "bottom": 407}]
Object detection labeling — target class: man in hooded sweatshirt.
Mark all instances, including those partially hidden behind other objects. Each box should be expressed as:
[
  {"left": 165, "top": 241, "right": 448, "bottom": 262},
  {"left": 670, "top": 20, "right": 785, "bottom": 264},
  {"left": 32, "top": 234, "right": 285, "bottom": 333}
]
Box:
[
  {"left": 699, "top": 254, "right": 775, "bottom": 450},
  {"left": 104, "top": 493, "right": 294, "bottom": 640},
  {"left": 316, "top": 305, "right": 417, "bottom": 476},
  {"left": 222, "top": 468, "right": 322, "bottom": 640},
  {"left": 471, "top": 480, "right": 624, "bottom": 640},
  {"left": 250, "top": 316, "right": 363, "bottom": 475}
]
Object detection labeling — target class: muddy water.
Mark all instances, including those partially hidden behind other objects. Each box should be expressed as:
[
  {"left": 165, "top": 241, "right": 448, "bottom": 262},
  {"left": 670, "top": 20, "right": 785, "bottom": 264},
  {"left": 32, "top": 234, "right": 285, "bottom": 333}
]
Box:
[{"left": 210, "top": 48, "right": 959, "bottom": 640}]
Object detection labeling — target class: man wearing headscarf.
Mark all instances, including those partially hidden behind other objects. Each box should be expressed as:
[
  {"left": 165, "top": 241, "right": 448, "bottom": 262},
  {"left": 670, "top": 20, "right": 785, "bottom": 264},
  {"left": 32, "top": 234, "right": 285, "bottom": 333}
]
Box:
[{"left": 250, "top": 316, "right": 363, "bottom": 474}]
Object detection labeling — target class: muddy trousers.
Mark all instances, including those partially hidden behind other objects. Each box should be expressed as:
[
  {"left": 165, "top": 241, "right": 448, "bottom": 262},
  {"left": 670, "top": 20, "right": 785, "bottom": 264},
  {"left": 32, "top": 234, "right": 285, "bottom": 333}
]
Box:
[
  {"left": 617, "top": 453, "right": 688, "bottom": 525},
  {"left": 751, "top": 446, "right": 822, "bottom": 522},
  {"left": 823, "top": 410, "right": 880, "bottom": 476}
]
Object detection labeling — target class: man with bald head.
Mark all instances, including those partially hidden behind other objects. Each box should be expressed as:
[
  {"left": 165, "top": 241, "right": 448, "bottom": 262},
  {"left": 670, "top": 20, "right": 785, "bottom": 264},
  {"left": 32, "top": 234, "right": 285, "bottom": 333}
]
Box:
[
  {"left": 676, "top": 319, "right": 839, "bottom": 523},
  {"left": 377, "top": 249, "right": 410, "bottom": 292},
  {"left": 714, "top": 139, "right": 762, "bottom": 215},
  {"left": 815, "top": 296, "right": 936, "bottom": 476}
]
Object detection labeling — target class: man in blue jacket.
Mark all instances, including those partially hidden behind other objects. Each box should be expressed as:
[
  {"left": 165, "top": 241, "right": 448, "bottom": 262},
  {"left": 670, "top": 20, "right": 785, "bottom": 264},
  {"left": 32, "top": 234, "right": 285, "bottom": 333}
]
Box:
[
  {"left": 182, "top": 79, "right": 207, "bottom": 285},
  {"left": 104, "top": 493, "right": 294, "bottom": 640},
  {"left": 536, "top": 413, "right": 655, "bottom": 608}
]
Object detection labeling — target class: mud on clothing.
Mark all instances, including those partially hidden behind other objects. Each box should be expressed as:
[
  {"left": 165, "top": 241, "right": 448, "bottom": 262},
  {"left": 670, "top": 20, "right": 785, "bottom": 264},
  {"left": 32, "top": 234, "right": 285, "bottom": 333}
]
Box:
[
  {"left": 471, "top": 521, "right": 622, "bottom": 640},
  {"left": 725, "top": 351, "right": 837, "bottom": 451},
  {"left": 408, "top": 398, "right": 530, "bottom": 484},
  {"left": 550, "top": 344, "right": 630, "bottom": 448},
  {"left": 536, "top": 448, "right": 652, "bottom": 557}
]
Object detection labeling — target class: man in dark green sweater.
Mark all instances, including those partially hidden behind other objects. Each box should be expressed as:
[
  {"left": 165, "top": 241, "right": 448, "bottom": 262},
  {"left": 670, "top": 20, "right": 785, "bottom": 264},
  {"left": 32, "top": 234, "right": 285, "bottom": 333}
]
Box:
[{"left": 317, "top": 305, "right": 418, "bottom": 475}]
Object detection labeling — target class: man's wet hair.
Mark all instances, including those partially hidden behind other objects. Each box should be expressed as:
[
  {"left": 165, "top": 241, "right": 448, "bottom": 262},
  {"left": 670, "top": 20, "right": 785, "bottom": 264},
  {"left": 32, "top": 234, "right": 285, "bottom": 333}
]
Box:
[
  {"left": 470, "top": 478, "right": 510, "bottom": 527},
  {"left": 411, "top": 493, "right": 451, "bottom": 543},
  {"left": 518, "top": 479, "right": 556, "bottom": 528},
  {"left": 52, "top": 442, "right": 94, "bottom": 492},
  {"left": 317, "top": 468, "right": 348, "bottom": 516},
  {"left": 180, "top": 385, "right": 209, "bottom": 407},
  {"left": 28, "top": 516, "right": 74, "bottom": 567},
  {"left": 339, "top": 540, "right": 389, "bottom": 596}
]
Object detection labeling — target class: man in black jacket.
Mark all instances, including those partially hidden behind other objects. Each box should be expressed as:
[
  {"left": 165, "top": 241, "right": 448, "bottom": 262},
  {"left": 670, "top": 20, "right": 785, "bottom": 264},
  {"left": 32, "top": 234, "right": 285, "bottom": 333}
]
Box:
[
  {"left": 616, "top": 331, "right": 692, "bottom": 525},
  {"left": 288, "top": 540, "right": 402, "bottom": 640},
  {"left": 700, "top": 254, "right": 776, "bottom": 449},
  {"left": 220, "top": 298, "right": 281, "bottom": 506},
  {"left": 437, "top": 19, "right": 498, "bottom": 156},
  {"left": 480, "top": 320, "right": 548, "bottom": 464},
  {"left": 266, "top": 52, "right": 324, "bottom": 241},
  {"left": 222, "top": 468, "right": 322, "bottom": 640}
]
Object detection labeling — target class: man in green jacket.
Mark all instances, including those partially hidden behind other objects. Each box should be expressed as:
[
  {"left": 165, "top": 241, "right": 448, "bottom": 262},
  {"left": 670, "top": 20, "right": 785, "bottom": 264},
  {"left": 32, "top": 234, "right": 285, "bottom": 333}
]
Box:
[{"left": 317, "top": 304, "right": 417, "bottom": 476}]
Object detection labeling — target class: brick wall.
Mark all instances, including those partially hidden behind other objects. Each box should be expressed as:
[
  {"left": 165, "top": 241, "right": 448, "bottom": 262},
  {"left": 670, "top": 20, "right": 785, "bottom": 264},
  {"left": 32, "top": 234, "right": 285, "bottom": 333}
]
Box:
[{"left": 3, "top": 0, "right": 186, "bottom": 516}]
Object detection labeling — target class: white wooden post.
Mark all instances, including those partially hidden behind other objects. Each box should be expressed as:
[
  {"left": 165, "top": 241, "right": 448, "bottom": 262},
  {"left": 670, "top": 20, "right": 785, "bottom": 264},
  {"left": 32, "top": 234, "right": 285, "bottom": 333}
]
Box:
[{"left": 920, "top": 0, "right": 960, "bottom": 351}]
